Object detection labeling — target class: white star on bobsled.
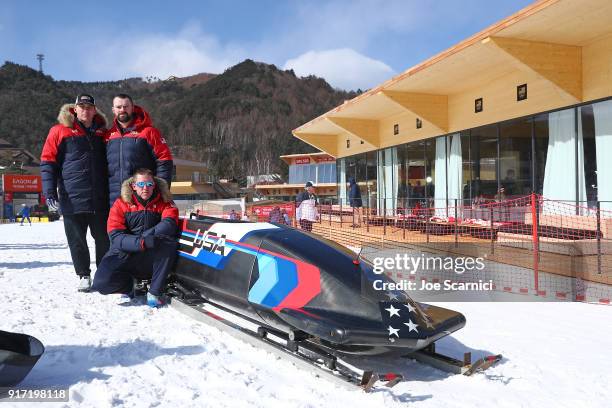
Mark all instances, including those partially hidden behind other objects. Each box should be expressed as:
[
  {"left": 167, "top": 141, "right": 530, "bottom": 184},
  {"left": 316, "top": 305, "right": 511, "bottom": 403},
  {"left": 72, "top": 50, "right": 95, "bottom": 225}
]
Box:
[
  {"left": 404, "top": 319, "right": 419, "bottom": 333},
  {"left": 404, "top": 303, "right": 416, "bottom": 313},
  {"left": 386, "top": 292, "right": 399, "bottom": 301},
  {"left": 385, "top": 304, "right": 401, "bottom": 317},
  {"left": 388, "top": 326, "right": 400, "bottom": 337}
]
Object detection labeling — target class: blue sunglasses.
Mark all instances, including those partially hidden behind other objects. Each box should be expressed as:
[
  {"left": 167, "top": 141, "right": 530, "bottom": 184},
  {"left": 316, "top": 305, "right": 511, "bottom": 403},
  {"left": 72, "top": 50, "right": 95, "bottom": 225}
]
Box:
[{"left": 134, "top": 181, "right": 154, "bottom": 188}]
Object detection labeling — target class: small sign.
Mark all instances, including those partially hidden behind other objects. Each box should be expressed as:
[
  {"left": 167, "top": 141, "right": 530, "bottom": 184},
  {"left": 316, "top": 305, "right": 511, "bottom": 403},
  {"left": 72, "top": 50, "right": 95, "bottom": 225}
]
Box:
[
  {"left": 517, "top": 84, "right": 527, "bottom": 101},
  {"left": 314, "top": 156, "right": 335, "bottom": 163},
  {"left": 252, "top": 203, "right": 295, "bottom": 217},
  {"left": 393, "top": 124, "right": 399, "bottom": 135},
  {"left": 475, "top": 98, "right": 483, "bottom": 113},
  {"left": 416, "top": 118, "right": 422, "bottom": 129},
  {"left": 346, "top": 139, "right": 351, "bottom": 148},
  {"left": 2, "top": 174, "right": 42, "bottom": 193},
  {"left": 294, "top": 158, "right": 311, "bottom": 164}
]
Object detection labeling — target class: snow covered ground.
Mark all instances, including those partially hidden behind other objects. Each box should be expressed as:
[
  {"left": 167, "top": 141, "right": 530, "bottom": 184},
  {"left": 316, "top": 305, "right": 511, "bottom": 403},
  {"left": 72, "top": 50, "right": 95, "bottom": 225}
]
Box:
[{"left": 1, "top": 221, "right": 611, "bottom": 408}]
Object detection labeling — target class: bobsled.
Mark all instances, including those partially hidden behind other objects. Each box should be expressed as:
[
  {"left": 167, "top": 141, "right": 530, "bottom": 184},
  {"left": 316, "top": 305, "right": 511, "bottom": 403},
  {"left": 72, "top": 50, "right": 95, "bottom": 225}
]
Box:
[
  {"left": 0, "top": 330, "right": 44, "bottom": 387},
  {"left": 170, "top": 216, "right": 466, "bottom": 356}
]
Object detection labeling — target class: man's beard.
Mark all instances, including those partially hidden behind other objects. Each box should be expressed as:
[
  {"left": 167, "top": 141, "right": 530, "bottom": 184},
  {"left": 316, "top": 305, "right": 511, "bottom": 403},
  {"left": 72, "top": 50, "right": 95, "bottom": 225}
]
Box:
[{"left": 118, "top": 112, "right": 132, "bottom": 123}]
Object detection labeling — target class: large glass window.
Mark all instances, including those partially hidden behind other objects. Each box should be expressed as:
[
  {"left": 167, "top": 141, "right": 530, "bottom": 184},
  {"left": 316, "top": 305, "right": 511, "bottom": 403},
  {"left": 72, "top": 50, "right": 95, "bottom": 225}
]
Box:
[
  {"left": 580, "top": 105, "right": 597, "bottom": 206},
  {"left": 533, "top": 113, "right": 548, "bottom": 195},
  {"left": 539, "top": 108, "right": 585, "bottom": 205},
  {"left": 337, "top": 158, "right": 347, "bottom": 204},
  {"left": 334, "top": 97, "right": 612, "bottom": 211},
  {"left": 499, "top": 117, "right": 533, "bottom": 199},
  {"left": 424, "top": 139, "right": 436, "bottom": 201},
  {"left": 581, "top": 99, "right": 612, "bottom": 210},
  {"left": 337, "top": 154, "right": 365, "bottom": 205},
  {"left": 396, "top": 142, "right": 426, "bottom": 208},
  {"left": 460, "top": 131, "right": 471, "bottom": 206},
  {"left": 470, "top": 125, "right": 498, "bottom": 199},
  {"left": 376, "top": 147, "right": 398, "bottom": 215},
  {"left": 396, "top": 145, "right": 409, "bottom": 208},
  {"left": 365, "top": 152, "right": 378, "bottom": 211}
]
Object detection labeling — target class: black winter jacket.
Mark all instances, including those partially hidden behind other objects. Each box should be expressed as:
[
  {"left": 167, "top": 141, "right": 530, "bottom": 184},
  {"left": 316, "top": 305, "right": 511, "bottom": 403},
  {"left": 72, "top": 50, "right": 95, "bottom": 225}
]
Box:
[{"left": 40, "top": 104, "right": 109, "bottom": 215}]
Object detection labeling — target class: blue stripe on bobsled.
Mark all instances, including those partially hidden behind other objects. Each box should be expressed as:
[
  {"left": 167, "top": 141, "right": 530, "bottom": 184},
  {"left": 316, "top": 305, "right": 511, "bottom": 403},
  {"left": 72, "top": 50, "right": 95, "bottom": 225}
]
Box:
[{"left": 248, "top": 254, "right": 298, "bottom": 308}]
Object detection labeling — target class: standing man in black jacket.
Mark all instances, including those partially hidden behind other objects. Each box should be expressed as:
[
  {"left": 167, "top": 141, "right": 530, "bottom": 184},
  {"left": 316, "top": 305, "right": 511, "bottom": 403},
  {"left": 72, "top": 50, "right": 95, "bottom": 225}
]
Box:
[{"left": 40, "top": 94, "right": 110, "bottom": 292}]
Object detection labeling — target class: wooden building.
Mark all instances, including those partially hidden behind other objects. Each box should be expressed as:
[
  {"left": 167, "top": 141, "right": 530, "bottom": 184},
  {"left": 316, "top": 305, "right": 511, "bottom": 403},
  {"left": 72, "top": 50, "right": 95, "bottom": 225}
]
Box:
[{"left": 293, "top": 0, "right": 612, "bottom": 213}]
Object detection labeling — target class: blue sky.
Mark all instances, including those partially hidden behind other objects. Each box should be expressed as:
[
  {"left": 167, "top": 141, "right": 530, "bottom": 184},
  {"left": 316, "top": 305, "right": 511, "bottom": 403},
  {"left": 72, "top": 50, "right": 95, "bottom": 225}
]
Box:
[{"left": 0, "top": 0, "right": 533, "bottom": 90}]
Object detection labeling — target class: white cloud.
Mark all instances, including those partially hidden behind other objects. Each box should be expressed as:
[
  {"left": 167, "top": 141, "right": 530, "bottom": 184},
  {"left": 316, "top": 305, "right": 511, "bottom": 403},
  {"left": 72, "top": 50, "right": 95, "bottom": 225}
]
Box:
[
  {"left": 84, "top": 23, "right": 246, "bottom": 80},
  {"left": 284, "top": 48, "right": 395, "bottom": 91}
]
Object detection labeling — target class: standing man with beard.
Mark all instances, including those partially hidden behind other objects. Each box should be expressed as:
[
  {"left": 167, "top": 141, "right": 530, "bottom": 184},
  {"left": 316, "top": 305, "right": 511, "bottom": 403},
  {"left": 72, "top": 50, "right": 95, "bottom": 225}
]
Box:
[
  {"left": 40, "top": 94, "right": 110, "bottom": 292},
  {"left": 106, "top": 94, "right": 173, "bottom": 206}
]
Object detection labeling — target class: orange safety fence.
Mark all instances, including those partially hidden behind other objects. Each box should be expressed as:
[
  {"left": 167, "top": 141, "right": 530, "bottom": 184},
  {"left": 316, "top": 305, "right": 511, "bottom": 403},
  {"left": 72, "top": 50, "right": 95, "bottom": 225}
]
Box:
[{"left": 190, "top": 194, "right": 612, "bottom": 301}]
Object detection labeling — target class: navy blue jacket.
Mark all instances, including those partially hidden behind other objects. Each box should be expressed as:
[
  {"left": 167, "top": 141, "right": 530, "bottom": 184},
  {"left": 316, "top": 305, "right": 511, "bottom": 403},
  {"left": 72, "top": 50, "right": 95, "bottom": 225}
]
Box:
[
  {"left": 106, "top": 106, "right": 173, "bottom": 207},
  {"left": 40, "top": 104, "right": 109, "bottom": 215},
  {"left": 348, "top": 178, "right": 362, "bottom": 208},
  {"left": 107, "top": 177, "right": 178, "bottom": 253}
]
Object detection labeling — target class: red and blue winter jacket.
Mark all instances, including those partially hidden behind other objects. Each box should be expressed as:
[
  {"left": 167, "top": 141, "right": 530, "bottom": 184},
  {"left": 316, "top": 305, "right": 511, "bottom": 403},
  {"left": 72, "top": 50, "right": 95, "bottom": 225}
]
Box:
[
  {"left": 40, "top": 104, "right": 109, "bottom": 215},
  {"left": 107, "top": 177, "right": 179, "bottom": 253},
  {"left": 106, "top": 106, "right": 173, "bottom": 207}
]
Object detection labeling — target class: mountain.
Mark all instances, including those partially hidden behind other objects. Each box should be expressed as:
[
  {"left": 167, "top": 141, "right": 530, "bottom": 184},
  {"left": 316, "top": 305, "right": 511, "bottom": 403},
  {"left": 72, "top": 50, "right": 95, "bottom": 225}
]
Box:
[{"left": 0, "top": 60, "right": 357, "bottom": 181}]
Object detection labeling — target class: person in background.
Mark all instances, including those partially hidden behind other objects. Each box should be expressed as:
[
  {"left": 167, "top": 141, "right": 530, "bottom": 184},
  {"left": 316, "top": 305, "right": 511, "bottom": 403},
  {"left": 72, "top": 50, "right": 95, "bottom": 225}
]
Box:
[
  {"left": 348, "top": 177, "right": 362, "bottom": 227},
  {"left": 268, "top": 206, "right": 283, "bottom": 224},
  {"left": 91, "top": 168, "right": 178, "bottom": 308},
  {"left": 502, "top": 169, "right": 517, "bottom": 196},
  {"left": 106, "top": 93, "right": 173, "bottom": 206},
  {"left": 19, "top": 204, "right": 31, "bottom": 226},
  {"left": 281, "top": 209, "right": 291, "bottom": 225},
  {"left": 472, "top": 194, "right": 485, "bottom": 208},
  {"left": 296, "top": 181, "right": 318, "bottom": 232},
  {"left": 229, "top": 209, "right": 240, "bottom": 220},
  {"left": 40, "top": 94, "right": 110, "bottom": 292},
  {"left": 495, "top": 187, "right": 507, "bottom": 203}
]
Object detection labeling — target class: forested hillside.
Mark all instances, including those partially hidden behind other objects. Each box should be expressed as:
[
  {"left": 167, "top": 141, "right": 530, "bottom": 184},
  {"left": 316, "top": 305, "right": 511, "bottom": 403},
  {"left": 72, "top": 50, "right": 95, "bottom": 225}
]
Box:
[{"left": 0, "top": 60, "right": 357, "bottom": 181}]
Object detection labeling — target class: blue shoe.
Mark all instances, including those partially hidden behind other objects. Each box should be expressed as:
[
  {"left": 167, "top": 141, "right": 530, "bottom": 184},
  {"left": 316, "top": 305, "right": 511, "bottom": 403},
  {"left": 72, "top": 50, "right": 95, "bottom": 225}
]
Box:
[{"left": 147, "top": 292, "right": 165, "bottom": 308}]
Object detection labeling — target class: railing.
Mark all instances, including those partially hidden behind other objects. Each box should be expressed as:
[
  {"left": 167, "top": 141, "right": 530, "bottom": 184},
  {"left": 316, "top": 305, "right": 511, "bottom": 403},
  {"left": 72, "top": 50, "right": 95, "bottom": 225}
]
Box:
[{"left": 193, "top": 194, "right": 612, "bottom": 301}]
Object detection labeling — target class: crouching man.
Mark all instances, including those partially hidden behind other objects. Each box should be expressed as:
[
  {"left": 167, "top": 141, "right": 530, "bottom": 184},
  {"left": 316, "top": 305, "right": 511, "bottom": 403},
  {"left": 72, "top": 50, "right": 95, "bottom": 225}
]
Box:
[{"left": 92, "top": 168, "right": 179, "bottom": 307}]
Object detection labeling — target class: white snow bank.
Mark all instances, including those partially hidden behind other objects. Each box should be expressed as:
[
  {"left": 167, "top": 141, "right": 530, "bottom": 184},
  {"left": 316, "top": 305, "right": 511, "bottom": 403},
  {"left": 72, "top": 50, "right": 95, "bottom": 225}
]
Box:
[{"left": 0, "top": 222, "right": 610, "bottom": 407}]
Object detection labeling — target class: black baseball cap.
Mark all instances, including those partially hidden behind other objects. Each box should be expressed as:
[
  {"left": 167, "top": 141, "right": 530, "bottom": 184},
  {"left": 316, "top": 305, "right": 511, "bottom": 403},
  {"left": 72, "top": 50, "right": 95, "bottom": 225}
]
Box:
[
  {"left": 75, "top": 94, "right": 95, "bottom": 106},
  {"left": 305, "top": 181, "right": 314, "bottom": 188}
]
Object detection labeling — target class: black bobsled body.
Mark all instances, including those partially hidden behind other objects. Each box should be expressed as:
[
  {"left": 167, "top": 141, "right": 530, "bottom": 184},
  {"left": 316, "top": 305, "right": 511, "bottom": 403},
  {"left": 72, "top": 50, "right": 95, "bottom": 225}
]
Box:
[
  {"left": 171, "top": 216, "right": 466, "bottom": 356},
  {"left": 0, "top": 330, "right": 44, "bottom": 387}
]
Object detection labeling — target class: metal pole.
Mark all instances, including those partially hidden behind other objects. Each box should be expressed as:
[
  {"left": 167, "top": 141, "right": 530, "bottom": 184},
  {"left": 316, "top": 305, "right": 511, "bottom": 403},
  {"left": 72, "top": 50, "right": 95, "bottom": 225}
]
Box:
[
  {"left": 597, "top": 201, "right": 602, "bottom": 274},
  {"left": 366, "top": 194, "right": 370, "bottom": 233},
  {"left": 383, "top": 199, "right": 387, "bottom": 236},
  {"left": 490, "top": 204, "right": 494, "bottom": 254},
  {"left": 426, "top": 206, "right": 430, "bottom": 244},
  {"left": 574, "top": 108, "right": 579, "bottom": 215},
  {"left": 531, "top": 193, "right": 540, "bottom": 294},
  {"left": 531, "top": 118, "right": 536, "bottom": 194},
  {"left": 454, "top": 198, "right": 458, "bottom": 248},
  {"left": 403, "top": 200, "right": 406, "bottom": 240},
  {"left": 445, "top": 136, "right": 449, "bottom": 218}
]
